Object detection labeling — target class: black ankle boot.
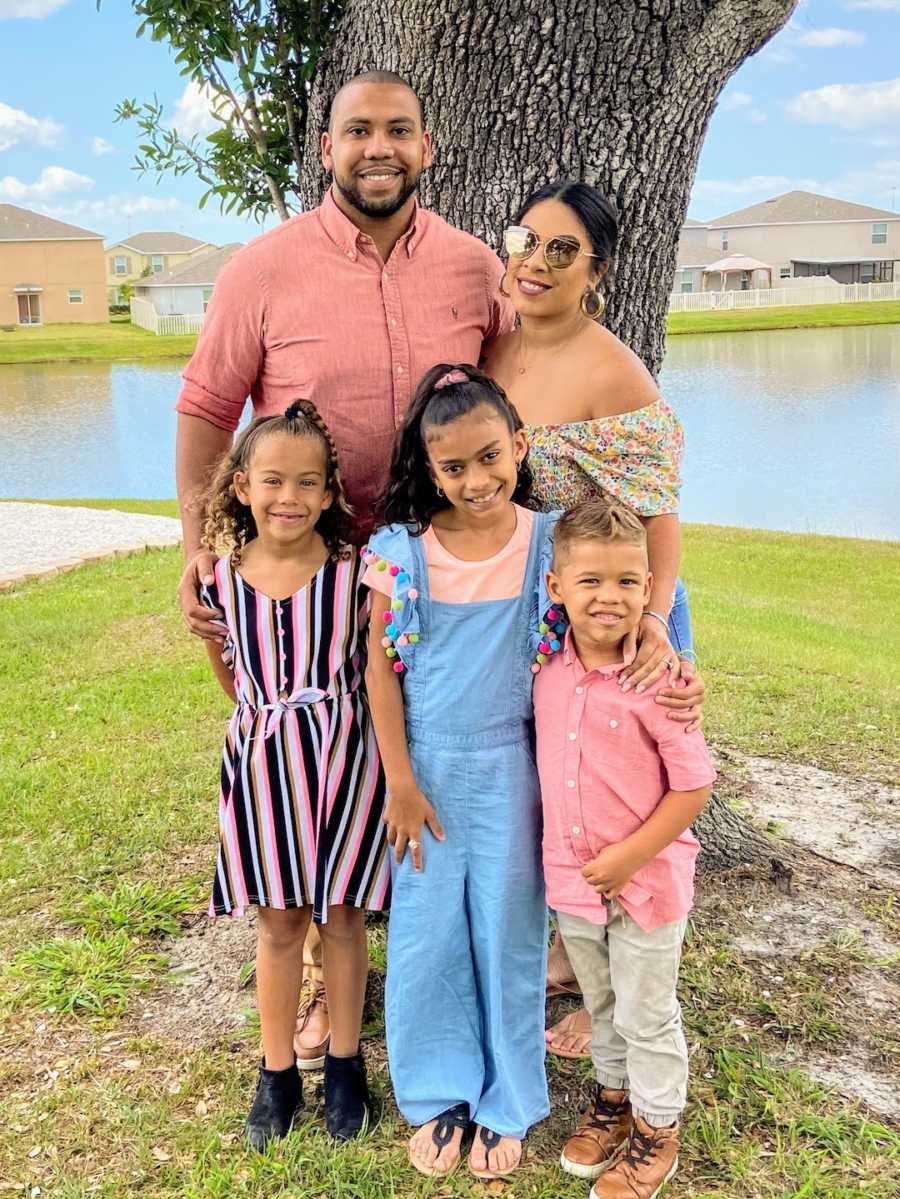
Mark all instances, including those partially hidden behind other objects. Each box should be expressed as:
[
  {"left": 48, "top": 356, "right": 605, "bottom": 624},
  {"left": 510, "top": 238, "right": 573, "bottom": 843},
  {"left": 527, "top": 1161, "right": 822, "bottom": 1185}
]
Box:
[
  {"left": 245, "top": 1059, "right": 302, "bottom": 1151},
  {"left": 324, "top": 1050, "right": 372, "bottom": 1141}
]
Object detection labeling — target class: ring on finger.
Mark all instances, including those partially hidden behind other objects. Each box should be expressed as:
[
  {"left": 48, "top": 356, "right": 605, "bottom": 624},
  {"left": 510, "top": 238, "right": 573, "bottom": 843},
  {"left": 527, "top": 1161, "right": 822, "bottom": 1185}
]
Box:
[{"left": 408, "top": 839, "right": 421, "bottom": 850}]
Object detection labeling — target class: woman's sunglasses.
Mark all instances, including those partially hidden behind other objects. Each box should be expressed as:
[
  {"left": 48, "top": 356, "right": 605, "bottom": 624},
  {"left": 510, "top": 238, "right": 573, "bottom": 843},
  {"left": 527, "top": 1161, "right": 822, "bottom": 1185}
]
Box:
[{"left": 504, "top": 224, "right": 601, "bottom": 270}]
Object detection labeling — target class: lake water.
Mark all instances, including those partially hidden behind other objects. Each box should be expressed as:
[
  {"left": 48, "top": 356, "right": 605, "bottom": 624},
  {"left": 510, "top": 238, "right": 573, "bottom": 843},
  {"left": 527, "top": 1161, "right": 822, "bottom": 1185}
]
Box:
[{"left": 2, "top": 324, "right": 899, "bottom": 541}]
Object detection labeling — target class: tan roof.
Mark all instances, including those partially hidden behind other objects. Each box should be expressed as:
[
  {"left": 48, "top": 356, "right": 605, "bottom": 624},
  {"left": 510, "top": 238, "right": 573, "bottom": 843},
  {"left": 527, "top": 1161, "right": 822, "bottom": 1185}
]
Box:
[
  {"left": 136, "top": 243, "right": 242, "bottom": 287},
  {"left": 709, "top": 190, "right": 898, "bottom": 228},
  {"left": 0, "top": 203, "right": 103, "bottom": 241},
  {"left": 682, "top": 218, "right": 705, "bottom": 227},
  {"left": 676, "top": 240, "right": 750, "bottom": 268},
  {"left": 110, "top": 231, "right": 214, "bottom": 254}
]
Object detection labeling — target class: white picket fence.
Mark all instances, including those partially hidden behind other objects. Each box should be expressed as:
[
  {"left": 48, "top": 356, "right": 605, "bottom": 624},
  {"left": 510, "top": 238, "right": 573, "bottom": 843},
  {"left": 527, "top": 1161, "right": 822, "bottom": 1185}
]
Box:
[
  {"left": 668, "top": 280, "right": 900, "bottom": 313},
  {"left": 130, "top": 296, "right": 205, "bottom": 335}
]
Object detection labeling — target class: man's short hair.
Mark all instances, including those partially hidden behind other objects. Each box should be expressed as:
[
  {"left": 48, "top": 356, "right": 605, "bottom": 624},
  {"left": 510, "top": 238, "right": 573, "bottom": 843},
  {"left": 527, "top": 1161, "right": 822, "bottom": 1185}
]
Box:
[
  {"left": 327, "top": 71, "right": 424, "bottom": 131},
  {"left": 553, "top": 496, "right": 647, "bottom": 566}
]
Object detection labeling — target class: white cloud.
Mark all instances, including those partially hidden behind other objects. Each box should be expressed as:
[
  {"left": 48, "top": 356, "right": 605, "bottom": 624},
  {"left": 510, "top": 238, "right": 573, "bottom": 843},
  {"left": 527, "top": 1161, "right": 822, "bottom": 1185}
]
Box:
[
  {"left": 170, "top": 81, "right": 234, "bottom": 138},
  {"left": 797, "top": 27, "right": 865, "bottom": 47},
  {"left": 35, "top": 192, "right": 184, "bottom": 225},
  {"left": 91, "top": 136, "right": 114, "bottom": 157},
  {"left": 0, "top": 0, "right": 67, "bottom": 15},
  {"left": 692, "top": 175, "right": 791, "bottom": 201},
  {"left": 787, "top": 77, "right": 900, "bottom": 129},
  {"left": 0, "top": 100, "right": 62, "bottom": 152},
  {"left": 721, "top": 92, "right": 767, "bottom": 123},
  {"left": 0, "top": 165, "right": 93, "bottom": 200}
]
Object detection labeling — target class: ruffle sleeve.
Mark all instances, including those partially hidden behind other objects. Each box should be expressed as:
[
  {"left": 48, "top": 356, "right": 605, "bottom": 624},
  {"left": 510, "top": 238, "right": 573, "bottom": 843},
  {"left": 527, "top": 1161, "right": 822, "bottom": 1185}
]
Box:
[
  {"left": 529, "top": 511, "right": 567, "bottom": 673},
  {"left": 362, "top": 524, "right": 422, "bottom": 675},
  {"left": 200, "top": 573, "right": 235, "bottom": 670}
]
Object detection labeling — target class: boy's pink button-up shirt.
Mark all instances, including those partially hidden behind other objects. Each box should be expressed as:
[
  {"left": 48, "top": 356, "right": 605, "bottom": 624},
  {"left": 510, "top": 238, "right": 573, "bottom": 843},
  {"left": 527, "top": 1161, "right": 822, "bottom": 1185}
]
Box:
[
  {"left": 176, "top": 190, "right": 511, "bottom": 529},
  {"left": 534, "top": 633, "right": 716, "bottom": 931}
]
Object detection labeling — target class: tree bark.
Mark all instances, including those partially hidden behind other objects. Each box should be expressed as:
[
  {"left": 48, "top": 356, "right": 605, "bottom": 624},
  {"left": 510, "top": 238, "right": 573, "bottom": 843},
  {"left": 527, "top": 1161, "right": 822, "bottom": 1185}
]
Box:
[{"left": 300, "top": 0, "right": 798, "bottom": 874}]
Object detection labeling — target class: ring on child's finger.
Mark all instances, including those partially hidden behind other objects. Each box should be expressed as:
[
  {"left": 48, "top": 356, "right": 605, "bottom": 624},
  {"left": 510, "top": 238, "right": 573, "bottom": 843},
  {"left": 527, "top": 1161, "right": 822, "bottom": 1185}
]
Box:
[
  {"left": 408, "top": 840, "right": 421, "bottom": 850},
  {"left": 664, "top": 657, "right": 675, "bottom": 669}
]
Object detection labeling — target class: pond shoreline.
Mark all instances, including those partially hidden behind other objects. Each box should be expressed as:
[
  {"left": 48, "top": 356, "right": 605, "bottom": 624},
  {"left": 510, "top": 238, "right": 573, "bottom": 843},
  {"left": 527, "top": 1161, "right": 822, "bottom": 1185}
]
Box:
[{"left": 2, "top": 301, "right": 899, "bottom": 364}]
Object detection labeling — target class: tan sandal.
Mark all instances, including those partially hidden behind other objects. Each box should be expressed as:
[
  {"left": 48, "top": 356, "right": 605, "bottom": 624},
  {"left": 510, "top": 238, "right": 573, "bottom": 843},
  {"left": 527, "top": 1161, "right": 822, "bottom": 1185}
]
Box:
[
  {"left": 408, "top": 1103, "right": 469, "bottom": 1176},
  {"left": 293, "top": 978, "right": 330, "bottom": 1070},
  {"left": 546, "top": 1006, "right": 592, "bottom": 1060},
  {"left": 468, "top": 1126, "right": 522, "bottom": 1179}
]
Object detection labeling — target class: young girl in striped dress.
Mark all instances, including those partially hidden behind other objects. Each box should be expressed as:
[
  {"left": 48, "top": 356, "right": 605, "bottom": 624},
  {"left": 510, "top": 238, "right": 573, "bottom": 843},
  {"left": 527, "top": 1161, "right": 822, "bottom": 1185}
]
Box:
[{"left": 199, "top": 400, "right": 388, "bottom": 1149}]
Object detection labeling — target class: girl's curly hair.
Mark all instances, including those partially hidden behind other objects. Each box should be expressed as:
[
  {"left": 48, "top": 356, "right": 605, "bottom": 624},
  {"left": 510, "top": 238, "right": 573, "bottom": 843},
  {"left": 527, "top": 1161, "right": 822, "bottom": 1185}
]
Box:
[
  {"left": 378, "top": 362, "right": 534, "bottom": 533},
  {"left": 201, "top": 400, "right": 352, "bottom": 563}
]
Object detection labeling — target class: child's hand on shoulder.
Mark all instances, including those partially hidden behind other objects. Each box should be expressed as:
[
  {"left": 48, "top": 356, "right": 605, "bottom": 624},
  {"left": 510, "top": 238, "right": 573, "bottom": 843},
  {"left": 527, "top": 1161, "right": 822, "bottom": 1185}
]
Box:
[
  {"left": 582, "top": 842, "right": 643, "bottom": 899},
  {"left": 384, "top": 782, "right": 445, "bottom": 874}
]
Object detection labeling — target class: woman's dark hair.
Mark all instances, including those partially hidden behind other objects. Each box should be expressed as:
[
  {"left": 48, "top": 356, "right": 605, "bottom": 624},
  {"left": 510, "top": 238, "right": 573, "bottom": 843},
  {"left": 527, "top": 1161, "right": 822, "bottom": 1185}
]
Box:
[
  {"left": 515, "top": 180, "right": 618, "bottom": 269},
  {"left": 201, "top": 399, "right": 352, "bottom": 562},
  {"left": 379, "top": 363, "right": 534, "bottom": 533}
]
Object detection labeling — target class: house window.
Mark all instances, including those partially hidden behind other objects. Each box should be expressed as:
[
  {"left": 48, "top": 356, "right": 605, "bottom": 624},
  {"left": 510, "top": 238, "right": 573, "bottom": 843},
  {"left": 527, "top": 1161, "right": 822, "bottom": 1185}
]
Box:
[
  {"left": 740, "top": 270, "right": 751, "bottom": 290},
  {"left": 720, "top": 230, "right": 729, "bottom": 252},
  {"left": 202, "top": 287, "right": 214, "bottom": 312},
  {"left": 872, "top": 222, "right": 887, "bottom": 245},
  {"left": 17, "top": 294, "right": 41, "bottom": 324},
  {"left": 68, "top": 289, "right": 84, "bottom": 304},
  {"left": 814, "top": 264, "right": 829, "bottom": 277},
  {"left": 114, "top": 255, "right": 128, "bottom": 275},
  {"left": 151, "top": 255, "right": 165, "bottom": 273},
  {"left": 779, "top": 266, "right": 791, "bottom": 280},
  {"left": 860, "top": 262, "right": 875, "bottom": 283}
]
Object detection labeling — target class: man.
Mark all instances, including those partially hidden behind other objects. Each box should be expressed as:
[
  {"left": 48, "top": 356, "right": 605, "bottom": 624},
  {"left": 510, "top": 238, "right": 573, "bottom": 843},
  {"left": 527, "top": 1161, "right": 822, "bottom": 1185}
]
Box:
[{"left": 175, "top": 70, "right": 512, "bottom": 1078}]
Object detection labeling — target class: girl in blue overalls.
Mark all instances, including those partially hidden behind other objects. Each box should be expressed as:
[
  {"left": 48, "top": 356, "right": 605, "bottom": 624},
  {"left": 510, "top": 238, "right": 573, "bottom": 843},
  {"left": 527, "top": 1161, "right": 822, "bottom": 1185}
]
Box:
[{"left": 363, "top": 363, "right": 556, "bottom": 1181}]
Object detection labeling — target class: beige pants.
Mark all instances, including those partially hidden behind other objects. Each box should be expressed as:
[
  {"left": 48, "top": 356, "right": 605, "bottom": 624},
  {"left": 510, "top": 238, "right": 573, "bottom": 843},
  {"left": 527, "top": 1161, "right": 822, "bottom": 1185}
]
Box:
[
  {"left": 558, "top": 903, "right": 688, "bottom": 1126},
  {"left": 303, "top": 922, "right": 324, "bottom": 985}
]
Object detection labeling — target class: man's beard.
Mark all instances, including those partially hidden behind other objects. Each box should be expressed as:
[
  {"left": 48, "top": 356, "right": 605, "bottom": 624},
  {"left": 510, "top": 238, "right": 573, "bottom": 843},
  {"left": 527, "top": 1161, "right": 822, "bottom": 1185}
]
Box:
[{"left": 333, "top": 170, "right": 419, "bottom": 220}]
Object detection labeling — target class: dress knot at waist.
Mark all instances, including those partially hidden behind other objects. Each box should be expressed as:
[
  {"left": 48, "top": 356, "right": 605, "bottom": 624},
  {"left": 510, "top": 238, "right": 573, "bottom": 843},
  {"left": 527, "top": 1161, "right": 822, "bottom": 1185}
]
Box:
[{"left": 243, "top": 687, "right": 353, "bottom": 739}]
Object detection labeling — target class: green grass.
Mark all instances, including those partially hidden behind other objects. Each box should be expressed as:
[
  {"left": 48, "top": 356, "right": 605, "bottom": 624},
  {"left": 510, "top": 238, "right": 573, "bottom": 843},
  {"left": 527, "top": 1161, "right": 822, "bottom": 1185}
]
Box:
[
  {"left": 667, "top": 298, "right": 900, "bottom": 335},
  {"left": 1, "top": 503, "right": 898, "bottom": 1195},
  {"left": 0, "top": 320, "right": 196, "bottom": 364}
]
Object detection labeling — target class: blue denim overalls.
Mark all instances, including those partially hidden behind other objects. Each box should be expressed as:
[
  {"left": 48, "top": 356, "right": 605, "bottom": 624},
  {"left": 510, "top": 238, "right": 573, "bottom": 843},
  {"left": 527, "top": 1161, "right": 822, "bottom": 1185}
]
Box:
[{"left": 367, "top": 512, "right": 556, "bottom": 1139}]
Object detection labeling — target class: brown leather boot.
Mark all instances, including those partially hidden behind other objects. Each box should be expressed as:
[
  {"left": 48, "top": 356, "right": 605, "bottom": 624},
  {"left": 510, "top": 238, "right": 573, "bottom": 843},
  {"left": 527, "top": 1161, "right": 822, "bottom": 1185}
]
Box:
[
  {"left": 560, "top": 1084, "right": 631, "bottom": 1180},
  {"left": 590, "top": 1115, "right": 679, "bottom": 1199}
]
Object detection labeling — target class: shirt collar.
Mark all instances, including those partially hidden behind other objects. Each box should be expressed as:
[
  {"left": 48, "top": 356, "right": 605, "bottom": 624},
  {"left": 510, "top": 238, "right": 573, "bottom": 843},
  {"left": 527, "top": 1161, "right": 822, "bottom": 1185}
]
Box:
[
  {"left": 319, "top": 187, "right": 427, "bottom": 260},
  {"left": 562, "top": 627, "right": 626, "bottom": 678}
]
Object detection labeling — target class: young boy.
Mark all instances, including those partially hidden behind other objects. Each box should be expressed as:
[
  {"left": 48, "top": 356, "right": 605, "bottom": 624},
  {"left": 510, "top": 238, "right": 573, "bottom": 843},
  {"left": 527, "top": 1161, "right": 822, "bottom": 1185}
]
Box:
[{"left": 535, "top": 498, "right": 715, "bottom": 1199}]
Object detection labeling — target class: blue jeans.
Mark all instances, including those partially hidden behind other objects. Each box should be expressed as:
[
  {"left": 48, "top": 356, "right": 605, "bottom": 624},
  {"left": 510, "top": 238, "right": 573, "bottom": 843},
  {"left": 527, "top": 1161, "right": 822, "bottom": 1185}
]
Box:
[{"left": 667, "top": 578, "right": 694, "bottom": 658}]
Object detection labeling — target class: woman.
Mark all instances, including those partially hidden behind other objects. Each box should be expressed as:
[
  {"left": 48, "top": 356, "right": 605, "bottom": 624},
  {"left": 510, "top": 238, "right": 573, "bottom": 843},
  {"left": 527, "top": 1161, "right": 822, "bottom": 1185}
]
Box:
[{"left": 482, "top": 180, "right": 704, "bottom": 1058}]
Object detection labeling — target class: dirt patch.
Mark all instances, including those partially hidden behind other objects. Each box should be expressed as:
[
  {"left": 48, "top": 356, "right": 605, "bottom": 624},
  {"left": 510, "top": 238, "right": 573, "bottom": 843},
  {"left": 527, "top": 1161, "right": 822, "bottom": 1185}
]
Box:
[
  {"left": 779, "top": 1046, "right": 900, "bottom": 1123},
  {"left": 744, "top": 755, "right": 900, "bottom": 885}
]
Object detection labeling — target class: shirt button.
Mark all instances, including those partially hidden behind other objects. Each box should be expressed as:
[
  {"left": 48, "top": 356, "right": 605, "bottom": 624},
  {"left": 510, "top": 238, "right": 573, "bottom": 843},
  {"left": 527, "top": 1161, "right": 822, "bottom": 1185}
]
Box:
[
  {"left": 390, "top": 318, "right": 397, "bottom": 327},
  {"left": 609, "top": 719, "right": 618, "bottom": 729},
  {"left": 575, "top": 686, "right": 584, "bottom": 695},
  {"left": 567, "top": 779, "right": 576, "bottom": 789},
  {"left": 397, "top": 365, "right": 404, "bottom": 375},
  {"left": 346, "top": 250, "right": 354, "bottom": 259},
  {"left": 572, "top": 826, "right": 581, "bottom": 835},
  {"left": 568, "top": 732, "right": 577, "bottom": 741}
]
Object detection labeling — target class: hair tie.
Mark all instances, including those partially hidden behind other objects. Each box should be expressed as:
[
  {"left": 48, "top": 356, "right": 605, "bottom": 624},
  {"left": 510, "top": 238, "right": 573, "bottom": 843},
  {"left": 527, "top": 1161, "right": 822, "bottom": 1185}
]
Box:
[{"left": 434, "top": 369, "right": 469, "bottom": 391}]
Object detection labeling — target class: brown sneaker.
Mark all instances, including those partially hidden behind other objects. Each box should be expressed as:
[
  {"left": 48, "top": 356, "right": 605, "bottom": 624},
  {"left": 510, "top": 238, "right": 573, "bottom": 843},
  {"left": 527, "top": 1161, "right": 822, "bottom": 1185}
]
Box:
[
  {"left": 590, "top": 1115, "right": 679, "bottom": 1199},
  {"left": 293, "top": 978, "right": 330, "bottom": 1071},
  {"left": 560, "top": 1085, "right": 631, "bottom": 1180}
]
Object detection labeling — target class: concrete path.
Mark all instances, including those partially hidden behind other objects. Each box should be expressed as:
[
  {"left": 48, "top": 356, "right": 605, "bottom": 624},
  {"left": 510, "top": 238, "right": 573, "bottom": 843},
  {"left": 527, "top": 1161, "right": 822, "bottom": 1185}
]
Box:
[{"left": 0, "top": 502, "right": 182, "bottom": 588}]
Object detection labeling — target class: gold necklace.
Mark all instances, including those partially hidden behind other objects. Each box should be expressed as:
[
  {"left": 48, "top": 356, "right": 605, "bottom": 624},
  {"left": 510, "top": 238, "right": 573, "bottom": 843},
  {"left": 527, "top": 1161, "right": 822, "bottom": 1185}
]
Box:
[{"left": 517, "top": 322, "right": 585, "bottom": 374}]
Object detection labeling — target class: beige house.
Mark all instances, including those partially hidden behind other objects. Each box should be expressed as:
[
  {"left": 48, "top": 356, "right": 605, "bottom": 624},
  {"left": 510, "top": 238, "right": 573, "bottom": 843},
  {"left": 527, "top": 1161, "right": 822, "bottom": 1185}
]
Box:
[
  {"left": 0, "top": 203, "right": 107, "bottom": 326},
  {"left": 133, "top": 243, "right": 242, "bottom": 316},
  {"left": 679, "top": 190, "right": 900, "bottom": 291},
  {"left": 105, "top": 231, "right": 216, "bottom": 303}
]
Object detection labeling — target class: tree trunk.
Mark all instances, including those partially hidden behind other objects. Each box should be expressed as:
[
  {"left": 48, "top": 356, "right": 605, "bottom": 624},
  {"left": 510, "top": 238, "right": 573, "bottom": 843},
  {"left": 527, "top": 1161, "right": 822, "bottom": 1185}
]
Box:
[
  {"left": 301, "top": 0, "right": 798, "bottom": 874},
  {"left": 302, "top": 0, "right": 796, "bottom": 373}
]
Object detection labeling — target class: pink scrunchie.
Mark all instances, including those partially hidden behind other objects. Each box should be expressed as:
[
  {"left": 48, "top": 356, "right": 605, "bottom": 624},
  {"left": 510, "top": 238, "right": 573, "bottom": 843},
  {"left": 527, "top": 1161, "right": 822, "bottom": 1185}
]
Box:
[{"left": 434, "top": 368, "right": 469, "bottom": 390}]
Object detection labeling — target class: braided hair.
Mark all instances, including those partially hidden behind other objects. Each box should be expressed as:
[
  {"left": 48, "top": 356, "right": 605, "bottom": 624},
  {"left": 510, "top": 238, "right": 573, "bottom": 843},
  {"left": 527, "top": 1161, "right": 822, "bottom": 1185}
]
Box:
[
  {"left": 379, "top": 363, "right": 534, "bottom": 533},
  {"left": 202, "top": 399, "right": 352, "bottom": 563}
]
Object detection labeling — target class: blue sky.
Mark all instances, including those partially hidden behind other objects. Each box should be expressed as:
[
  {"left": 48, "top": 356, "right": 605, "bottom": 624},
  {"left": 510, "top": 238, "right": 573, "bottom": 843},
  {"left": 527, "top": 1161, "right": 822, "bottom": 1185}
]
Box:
[{"left": 1, "top": 0, "right": 899, "bottom": 248}]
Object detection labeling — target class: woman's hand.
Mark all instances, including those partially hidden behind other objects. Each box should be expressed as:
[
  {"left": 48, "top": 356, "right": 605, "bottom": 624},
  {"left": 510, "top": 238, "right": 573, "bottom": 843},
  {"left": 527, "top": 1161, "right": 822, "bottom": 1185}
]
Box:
[
  {"left": 619, "top": 614, "right": 680, "bottom": 692},
  {"left": 656, "top": 659, "right": 705, "bottom": 733},
  {"left": 177, "top": 550, "right": 224, "bottom": 641},
  {"left": 384, "top": 782, "right": 445, "bottom": 873}
]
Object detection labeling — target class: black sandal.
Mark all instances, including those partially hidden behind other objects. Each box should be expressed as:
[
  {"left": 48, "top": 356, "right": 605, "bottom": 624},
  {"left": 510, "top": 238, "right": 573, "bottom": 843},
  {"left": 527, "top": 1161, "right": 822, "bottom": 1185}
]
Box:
[
  {"left": 408, "top": 1102, "right": 470, "bottom": 1176},
  {"left": 469, "top": 1124, "right": 523, "bottom": 1179}
]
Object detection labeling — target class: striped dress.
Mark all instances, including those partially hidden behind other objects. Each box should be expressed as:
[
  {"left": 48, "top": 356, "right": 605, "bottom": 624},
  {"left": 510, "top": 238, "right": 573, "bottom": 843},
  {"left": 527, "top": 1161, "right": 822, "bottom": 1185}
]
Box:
[{"left": 201, "top": 547, "right": 389, "bottom": 922}]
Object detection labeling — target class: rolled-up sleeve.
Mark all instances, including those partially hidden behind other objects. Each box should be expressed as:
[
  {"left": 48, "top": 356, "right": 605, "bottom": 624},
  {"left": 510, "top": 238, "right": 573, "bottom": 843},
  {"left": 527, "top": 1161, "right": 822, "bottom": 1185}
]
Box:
[{"left": 176, "top": 249, "right": 267, "bottom": 431}]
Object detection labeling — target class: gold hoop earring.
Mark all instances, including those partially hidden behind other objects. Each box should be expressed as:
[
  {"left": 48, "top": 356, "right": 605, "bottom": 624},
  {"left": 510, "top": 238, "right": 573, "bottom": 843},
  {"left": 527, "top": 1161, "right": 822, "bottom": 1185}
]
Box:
[
  {"left": 581, "top": 287, "right": 605, "bottom": 320},
  {"left": 498, "top": 273, "right": 511, "bottom": 299}
]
